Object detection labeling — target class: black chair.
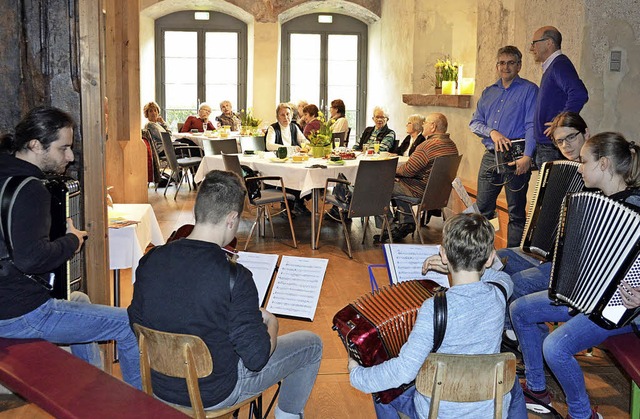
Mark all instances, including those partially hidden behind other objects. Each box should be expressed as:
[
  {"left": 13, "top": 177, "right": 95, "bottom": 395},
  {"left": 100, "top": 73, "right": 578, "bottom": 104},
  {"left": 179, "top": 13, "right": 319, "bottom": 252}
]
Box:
[
  {"left": 316, "top": 158, "right": 398, "bottom": 258},
  {"left": 203, "top": 138, "right": 239, "bottom": 156},
  {"left": 332, "top": 128, "right": 350, "bottom": 148},
  {"left": 160, "top": 132, "right": 202, "bottom": 200},
  {"left": 221, "top": 154, "right": 297, "bottom": 250},
  {"left": 394, "top": 154, "right": 462, "bottom": 243}
]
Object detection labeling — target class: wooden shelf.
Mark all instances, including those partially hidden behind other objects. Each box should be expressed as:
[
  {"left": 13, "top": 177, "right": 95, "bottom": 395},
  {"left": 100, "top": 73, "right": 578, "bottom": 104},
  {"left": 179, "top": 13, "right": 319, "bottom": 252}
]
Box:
[{"left": 402, "top": 93, "right": 472, "bottom": 108}]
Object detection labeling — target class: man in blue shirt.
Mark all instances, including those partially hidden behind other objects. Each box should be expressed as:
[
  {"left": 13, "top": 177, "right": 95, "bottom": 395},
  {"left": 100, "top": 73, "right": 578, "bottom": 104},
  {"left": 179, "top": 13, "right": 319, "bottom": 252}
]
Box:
[
  {"left": 529, "top": 26, "right": 588, "bottom": 167},
  {"left": 470, "top": 46, "right": 538, "bottom": 247}
]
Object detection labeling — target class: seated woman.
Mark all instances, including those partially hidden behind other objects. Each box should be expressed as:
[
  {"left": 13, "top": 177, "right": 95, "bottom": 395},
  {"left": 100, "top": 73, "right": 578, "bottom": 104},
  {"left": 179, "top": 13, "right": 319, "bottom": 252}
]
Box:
[
  {"left": 180, "top": 103, "right": 216, "bottom": 132},
  {"left": 265, "top": 103, "right": 307, "bottom": 152},
  {"left": 295, "top": 100, "right": 308, "bottom": 131},
  {"left": 511, "top": 132, "right": 640, "bottom": 419},
  {"left": 497, "top": 112, "right": 590, "bottom": 338},
  {"left": 143, "top": 101, "right": 170, "bottom": 155},
  {"left": 302, "top": 104, "right": 321, "bottom": 138},
  {"left": 330, "top": 99, "right": 349, "bottom": 134},
  {"left": 397, "top": 114, "right": 426, "bottom": 157},
  {"left": 215, "top": 100, "right": 241, "bottom": 131},
  {"left": 353, "top": 107, "right": 396, "bottom": 153}
]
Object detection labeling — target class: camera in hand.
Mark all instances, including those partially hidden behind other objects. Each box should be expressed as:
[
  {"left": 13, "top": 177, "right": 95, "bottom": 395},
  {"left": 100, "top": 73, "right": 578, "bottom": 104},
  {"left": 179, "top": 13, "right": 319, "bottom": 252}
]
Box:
[{"left": 494, "top": 138, "right": 525, "bottom": 174}]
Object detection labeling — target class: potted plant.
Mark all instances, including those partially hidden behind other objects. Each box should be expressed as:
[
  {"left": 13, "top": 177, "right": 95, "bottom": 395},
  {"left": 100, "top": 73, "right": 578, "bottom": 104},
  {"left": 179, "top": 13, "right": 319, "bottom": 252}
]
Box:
[
  {"left": 434, "top": 56, "right": 459, "bottom": 94},
  {"left": 239, "top": 109, "right": 262, "bottom": 136},
  {"left": 307, "top": 112, "right": 333, "bottom": 158}
]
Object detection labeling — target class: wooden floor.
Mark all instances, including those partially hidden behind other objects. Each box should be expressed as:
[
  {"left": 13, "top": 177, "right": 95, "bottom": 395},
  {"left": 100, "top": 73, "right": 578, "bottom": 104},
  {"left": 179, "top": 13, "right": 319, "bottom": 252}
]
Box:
[{"left": 0, "top": 183, "right": 632, "bottom": 418}]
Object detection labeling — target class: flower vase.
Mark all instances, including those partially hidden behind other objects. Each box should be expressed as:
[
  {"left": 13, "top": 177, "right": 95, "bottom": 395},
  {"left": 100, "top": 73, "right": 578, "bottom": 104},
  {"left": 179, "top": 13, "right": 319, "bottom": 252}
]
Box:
[{"left": 311, "top": 146, "right": 327, "bottom": 158}]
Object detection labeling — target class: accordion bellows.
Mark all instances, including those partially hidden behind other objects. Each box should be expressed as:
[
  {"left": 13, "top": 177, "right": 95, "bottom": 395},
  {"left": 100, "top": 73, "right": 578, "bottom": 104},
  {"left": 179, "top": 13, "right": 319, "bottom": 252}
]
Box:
[
  {"left": 521, "top": 160, "right": 584, "bottom": 260},
  {"left": 550, "top": 192, "right": 640, "bottom": 329},
  {"left": 333, "top": 279, "right": 442, "bottom": 403}
]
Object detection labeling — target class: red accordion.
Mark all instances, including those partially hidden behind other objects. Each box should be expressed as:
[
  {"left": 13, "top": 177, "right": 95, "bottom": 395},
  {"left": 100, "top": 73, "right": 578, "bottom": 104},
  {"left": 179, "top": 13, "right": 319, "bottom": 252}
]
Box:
[{"left": 332, "top": 279, "right": 441, "bottom": 403}]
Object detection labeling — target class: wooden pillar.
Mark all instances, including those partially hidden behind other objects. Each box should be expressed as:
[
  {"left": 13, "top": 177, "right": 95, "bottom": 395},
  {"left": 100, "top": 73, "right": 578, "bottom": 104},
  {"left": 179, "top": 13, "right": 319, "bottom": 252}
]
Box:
[{"left": 104, "top": 0, "right": 147, "bottom": 204}]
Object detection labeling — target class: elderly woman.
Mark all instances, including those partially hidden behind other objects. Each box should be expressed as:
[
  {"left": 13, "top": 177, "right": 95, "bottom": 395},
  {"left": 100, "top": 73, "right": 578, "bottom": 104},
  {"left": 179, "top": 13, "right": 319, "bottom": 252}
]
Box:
[
  {"left": 143, "top": 101, "right": 170, "bottom": 154},
  {"left": 215, "top": 100, "right": 241, "bottom": 131},
  {"left": 180, "top": 103, "right": 216, "bottom": 133},
  {"left": 330, "top": 99, "right": 348, "bottom": 133},
  {"left": 295, "top": 100, "right": 308, "bottom": 130},
  {"left": 397, "top": 114, "right": 426, "bottom": 156},
  {"left": 265, "top": 103, "right": 307, "bottom": 151},
  {"left": 302, "top": 104, "right": 321, "bottom": 138},
  {"left": 353, "top": 107, "right": 396, "bottom": 153}
]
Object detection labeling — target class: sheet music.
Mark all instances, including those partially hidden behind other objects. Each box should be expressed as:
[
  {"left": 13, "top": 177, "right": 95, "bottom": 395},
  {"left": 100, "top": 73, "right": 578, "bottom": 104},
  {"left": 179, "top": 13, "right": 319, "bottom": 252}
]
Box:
[
  {"left": 383, "top": 244, "right": 503, "bottom": 288},
  {"left": 266, "top": 256, "right": 328, "bottom": 321},
  {"left": 236, "top": 251, "right": 279, "bottom": 306},
  {"left": 383, "top": 244, "right": 449, "bottom": 288}
]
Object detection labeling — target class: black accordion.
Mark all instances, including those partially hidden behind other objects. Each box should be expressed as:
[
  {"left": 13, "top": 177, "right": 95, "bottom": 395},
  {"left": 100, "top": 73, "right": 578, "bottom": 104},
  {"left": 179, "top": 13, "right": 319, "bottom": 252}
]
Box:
[
  {"left": 520, "top": 160, "right": 584, "bottom": 260},
  {"left": 549, "top": 192, "right": 640, "bottom": 329},
  {"left": 45, "top": 175, "right": 84, "bottom": 300}
]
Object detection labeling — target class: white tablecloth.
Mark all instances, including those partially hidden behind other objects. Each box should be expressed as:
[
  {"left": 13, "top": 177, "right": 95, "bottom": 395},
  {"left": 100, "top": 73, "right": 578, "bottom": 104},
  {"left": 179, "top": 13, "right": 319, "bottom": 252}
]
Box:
[
  {"left": 108, "top": 204, "right": 164, "bottom": 281},
  {"left": 172, "top": 132, "right": 240, "bottom": 149},
  {"left": 194, "top": 154, "right": 363, "bottom": 197}
]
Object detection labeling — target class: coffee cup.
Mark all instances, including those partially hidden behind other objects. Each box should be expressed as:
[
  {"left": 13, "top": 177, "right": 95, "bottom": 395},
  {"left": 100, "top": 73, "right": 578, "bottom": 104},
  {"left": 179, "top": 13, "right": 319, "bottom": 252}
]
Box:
[{"left": 276, "top": 146, "right": 288, "bottom": 159}]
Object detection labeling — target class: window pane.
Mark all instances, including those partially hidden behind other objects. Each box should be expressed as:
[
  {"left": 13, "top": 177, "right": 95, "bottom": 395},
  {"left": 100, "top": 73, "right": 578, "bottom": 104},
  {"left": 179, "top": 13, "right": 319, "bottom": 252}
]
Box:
[
  {"left": 206, "top": 32, "right": 238, "bottom": 109},
  {"left": 164, "top": 31, "right": 198, "bottom": 129},
  {"left": 290, "top": 34, "right": 321, "bottom": 106},
  {"left": 328, "top": 34, "right": 359, "bottom": 138}
]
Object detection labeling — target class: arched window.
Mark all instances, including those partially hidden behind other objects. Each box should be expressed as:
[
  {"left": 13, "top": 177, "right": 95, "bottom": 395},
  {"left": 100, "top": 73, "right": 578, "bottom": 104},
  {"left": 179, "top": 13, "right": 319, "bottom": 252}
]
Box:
[
  {"left": 155, "top": 11, "right": 247, "bottom": 130},
  {"left": 281, "top": 13, "right": 367, "bottom": 141}
]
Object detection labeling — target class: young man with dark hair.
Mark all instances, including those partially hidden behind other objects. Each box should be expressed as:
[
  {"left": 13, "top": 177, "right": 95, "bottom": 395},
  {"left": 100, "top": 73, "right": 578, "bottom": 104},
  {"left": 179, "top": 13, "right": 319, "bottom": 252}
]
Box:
[
  {"left": 0, "top": 106, "right": 141, "bottom": 388},
  {"left": 129, "top": 170, "right": 322, "bottom": 418}
]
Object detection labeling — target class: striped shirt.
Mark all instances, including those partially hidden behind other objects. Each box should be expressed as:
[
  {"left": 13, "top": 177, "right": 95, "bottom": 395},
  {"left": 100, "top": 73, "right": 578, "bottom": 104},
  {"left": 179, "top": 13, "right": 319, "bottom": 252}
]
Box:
[{"left": 395, "top": 133, "right": 459, "bottom": 197}]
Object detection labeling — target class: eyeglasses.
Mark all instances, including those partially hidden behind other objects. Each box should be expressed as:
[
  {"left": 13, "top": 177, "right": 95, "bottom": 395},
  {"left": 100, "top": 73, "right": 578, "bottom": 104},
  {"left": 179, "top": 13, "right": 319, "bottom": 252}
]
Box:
[
  {"left": 553, "top": 131, "right": 581, "bottom": 146},
  {"left": 530, "top": 38, "right": 548, "bottom": 46},
  {"left": 497, "top": 60, "right": 519, "bottom": 67},
  {"left": 373, "top": 115, "right": 388, "bottom": 120}
]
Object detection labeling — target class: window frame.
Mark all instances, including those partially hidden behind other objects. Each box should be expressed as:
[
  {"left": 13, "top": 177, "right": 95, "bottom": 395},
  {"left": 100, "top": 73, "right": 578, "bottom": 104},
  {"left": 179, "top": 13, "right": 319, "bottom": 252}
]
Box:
[
  {"left": 281, "top": 13, "right": 368, "bottom": 138},
  {"left": 155, "top": 11, "right": 247, "bottom": 120}
]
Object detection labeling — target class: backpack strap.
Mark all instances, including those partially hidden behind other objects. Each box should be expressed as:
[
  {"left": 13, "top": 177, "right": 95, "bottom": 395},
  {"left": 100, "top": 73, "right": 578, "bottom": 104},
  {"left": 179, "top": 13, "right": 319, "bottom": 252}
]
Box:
[
  {"left": 487, "top": 281, "right": 508, "bottom": 304},
  {"left": 431, "top": 289, "right": 447, "bottom": 353}
]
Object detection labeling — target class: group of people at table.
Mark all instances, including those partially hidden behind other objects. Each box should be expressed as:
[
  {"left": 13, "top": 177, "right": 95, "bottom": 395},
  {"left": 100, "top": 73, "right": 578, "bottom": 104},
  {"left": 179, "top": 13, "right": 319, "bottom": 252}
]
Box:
[{"left": 2, "top": 24, "right": 640, "bottom": 419}]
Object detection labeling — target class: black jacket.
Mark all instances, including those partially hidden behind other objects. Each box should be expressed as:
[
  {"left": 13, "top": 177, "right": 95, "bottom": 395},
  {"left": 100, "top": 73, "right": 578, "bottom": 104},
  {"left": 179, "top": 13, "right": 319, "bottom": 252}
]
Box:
[
  {"left": 397, "top": 133, "right": 426, "bottom": 156},
  {"left": 0, "top": 153, "right": 79, "bottom": 319}
]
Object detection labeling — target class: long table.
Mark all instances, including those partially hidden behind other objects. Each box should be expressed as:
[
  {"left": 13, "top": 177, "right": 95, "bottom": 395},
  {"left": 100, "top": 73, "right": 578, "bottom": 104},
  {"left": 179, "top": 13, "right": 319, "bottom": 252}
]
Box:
[{"left": 194, "top": 154, "right": 406, "bottom": 248}]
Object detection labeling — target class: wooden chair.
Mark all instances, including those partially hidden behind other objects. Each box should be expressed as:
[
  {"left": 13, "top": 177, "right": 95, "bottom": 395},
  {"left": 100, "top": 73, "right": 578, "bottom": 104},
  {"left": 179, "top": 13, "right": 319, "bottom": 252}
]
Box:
[
  {"left": 160, "top": 132, "right": 203, "bottom": 199},
  {"left": 415, "top": 352, "right": 516, "bottom": 419},
  {"left": 221, "top": 153, "right": 297, "bottom": 250},
  {"left": 133, "top": 324, "right": 264, "bottom": 419},
  {"left": 394, "top": 154, "right": 462, "bottom": 243},
  {"left": 315, "top": 158, "right": 398, "bottom": 258}
]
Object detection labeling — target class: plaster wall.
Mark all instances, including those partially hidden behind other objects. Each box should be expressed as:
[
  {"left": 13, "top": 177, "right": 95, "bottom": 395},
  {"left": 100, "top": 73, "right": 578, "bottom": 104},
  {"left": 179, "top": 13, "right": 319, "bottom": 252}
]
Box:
[{"left": 140, "top": 15, "right": 155, "bottom": 120}]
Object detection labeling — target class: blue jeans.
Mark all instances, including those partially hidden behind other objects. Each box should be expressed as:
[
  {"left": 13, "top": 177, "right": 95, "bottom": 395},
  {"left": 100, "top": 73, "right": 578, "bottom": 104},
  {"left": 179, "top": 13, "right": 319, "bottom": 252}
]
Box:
[
  {"left": 373, "top": 386, "right": 417, "bottom": 418},
  {"left": 510, "top": 291, "right": 633, "bottom": 419},
  {"left": 0, "top": 293, "right": 141, "bottom": 389},
  {"left": 508, "top": 375, "right": 527, "bottom": 419},
  {"left": 206, "top": 331, "right": 322, "bottom": 418},
  {"left": 533, "top": 144, "right": 563, "bottom": 169},
  {"left": 476, "top": 152, "right": 530, "bottom": 247},
  {"left": 496, "top": 248, "right": 551, "bottom": 331}
]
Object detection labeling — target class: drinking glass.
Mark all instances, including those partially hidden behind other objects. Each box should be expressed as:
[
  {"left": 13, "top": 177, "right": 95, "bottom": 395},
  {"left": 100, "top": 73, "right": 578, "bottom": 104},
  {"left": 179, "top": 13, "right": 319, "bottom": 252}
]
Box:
[
  {"left": 373, "top": 141, "right": 380, "bottom": 154},
  {"left": 202, "top": 123, "right": 207, "bottom": 134}
]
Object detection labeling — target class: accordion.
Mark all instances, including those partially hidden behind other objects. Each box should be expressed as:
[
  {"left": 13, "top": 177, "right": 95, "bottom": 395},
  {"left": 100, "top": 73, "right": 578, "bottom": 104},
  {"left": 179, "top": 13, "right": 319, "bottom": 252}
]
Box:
[
  {"left": 520, "top": 160, "right": 584, "bottom": 260},
  {"left": 332, "top": 279, "right": 442, "bottom": 403},
  {"left": 549, "top": 192, "right": 640, "bottom": 329},
  {"left": 45, "top": 175, "right": 84, "bottom": 300}
]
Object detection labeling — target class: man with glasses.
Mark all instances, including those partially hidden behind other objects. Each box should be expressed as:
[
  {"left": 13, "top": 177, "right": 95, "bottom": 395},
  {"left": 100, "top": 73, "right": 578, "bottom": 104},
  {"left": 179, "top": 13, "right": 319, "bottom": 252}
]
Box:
[
  {"left": 529, "top": 26, "right": 588, "bottom": 167},
  {"left": 353, "top": 107, "right": 396, "bottom": 153},
  {"left": 470, "top": 46, "right": 538, "bottom": 247}
]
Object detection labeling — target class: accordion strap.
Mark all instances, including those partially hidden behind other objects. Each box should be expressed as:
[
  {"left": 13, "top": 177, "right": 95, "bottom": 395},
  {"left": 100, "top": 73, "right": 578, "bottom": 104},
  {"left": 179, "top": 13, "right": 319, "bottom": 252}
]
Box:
[
  {"left": 431, "top": 290, "right": 447, "bottom": 353},
  {"left": 0, "top": 176, "right": 36, "bottom": 260}
]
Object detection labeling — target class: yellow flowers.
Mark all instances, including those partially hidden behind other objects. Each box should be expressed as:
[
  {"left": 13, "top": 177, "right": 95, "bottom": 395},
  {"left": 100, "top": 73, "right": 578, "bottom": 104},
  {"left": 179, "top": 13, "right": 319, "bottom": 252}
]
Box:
[
  {"left": 239, "top": 109, "right": 261, "bottom": 127},
  {"left": 308, "top": 111, "right": 334, "bottom": 147},
  {"left": 435, "top": 56, "right": 459, "bottom": 83}
]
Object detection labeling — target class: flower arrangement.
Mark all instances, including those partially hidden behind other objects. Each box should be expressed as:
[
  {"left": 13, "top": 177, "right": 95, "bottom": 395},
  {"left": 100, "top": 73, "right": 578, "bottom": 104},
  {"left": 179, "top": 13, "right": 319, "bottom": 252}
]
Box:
[
  {"left": 434, "top": 56, "right": 459, "bottom": 87},
  {"left": 307, "top": 111, "right": 333, "bottom": 147},
  {"left": 238, "top": 108, "right": 262, "bottom": 135}
]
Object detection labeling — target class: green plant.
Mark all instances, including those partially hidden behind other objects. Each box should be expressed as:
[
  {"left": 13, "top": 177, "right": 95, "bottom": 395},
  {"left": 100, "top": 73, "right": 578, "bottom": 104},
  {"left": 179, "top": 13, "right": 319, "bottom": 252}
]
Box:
[
  {"left": 435, "top": 56, "right": 459, "bottom": 84},
  {"left": 239, "top": 108, "right": 262, "bottom": 127},
  {"left": 307, "top": 111, "right": 333, "bottom": 147}
]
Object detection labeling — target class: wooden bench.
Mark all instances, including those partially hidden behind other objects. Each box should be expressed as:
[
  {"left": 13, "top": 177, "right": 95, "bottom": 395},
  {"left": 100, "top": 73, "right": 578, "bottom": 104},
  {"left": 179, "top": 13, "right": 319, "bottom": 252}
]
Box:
[
  {"left": 0, "top": 337, "right": 188, "bottom": 418},
  {"left": 602, "top": 332, "right": 640, "bottom": 419}
]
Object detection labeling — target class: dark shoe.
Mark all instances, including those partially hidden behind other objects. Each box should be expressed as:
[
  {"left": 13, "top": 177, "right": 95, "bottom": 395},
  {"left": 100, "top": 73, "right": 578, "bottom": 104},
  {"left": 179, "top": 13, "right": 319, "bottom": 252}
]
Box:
[
  {"left": 521, "top": 383, "right": 553, "bottom": 414},
  {"left": 280, "top": 203, "right": 295, "bottom": 220},
  {"left": 392, "top": 223, "right": 415, "bottom": 241},
  {"left": 374, "top": 225, "right": 398, "bottom": 244},
  {"left": 293, "top": 201, "right": 311, "bottom": 216},
  {"left": 566, "top": 408, "right": 602, "bottom": 419}
]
